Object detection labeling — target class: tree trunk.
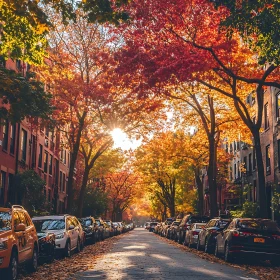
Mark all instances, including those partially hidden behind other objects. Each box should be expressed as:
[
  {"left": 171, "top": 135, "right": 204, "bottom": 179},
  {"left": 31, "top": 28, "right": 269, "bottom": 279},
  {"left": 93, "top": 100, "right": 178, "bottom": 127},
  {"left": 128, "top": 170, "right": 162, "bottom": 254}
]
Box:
[
  {"left": 253, "top": 130, "right": 268, "bottom": 218},
  {"left": 77, "top": 165, "right": 90, "bottom": 217},
  {"left": 207, "top": 137, "right": 218, "bottom": 218},
  {"left": 195, "top": 168, "right": 204, "bottom": 216},
  {"left": 67, "top": 113, "right": 86, "bottom": 214}
]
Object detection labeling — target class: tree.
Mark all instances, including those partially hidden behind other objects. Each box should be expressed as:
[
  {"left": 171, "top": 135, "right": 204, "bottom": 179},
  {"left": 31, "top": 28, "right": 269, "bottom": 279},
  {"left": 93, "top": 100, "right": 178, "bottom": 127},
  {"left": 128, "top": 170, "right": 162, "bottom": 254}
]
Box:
[
  {"left": 211, "top": 0, "right": 280, "bottom": 64},
  {"left": 135, "top": 131, "right": 195, "bottom": 218},
  {"left": 117, "top": 0, "right": 280, "bottom": 217},
  {"left": 105, "top": 171, "right": 139, "bottom": 221},
  {"left": 15, "top": 170, "right": 48, "bottom": 214},
  {"left": 0, "top": 69, "right": 53, "bottom": 122}
]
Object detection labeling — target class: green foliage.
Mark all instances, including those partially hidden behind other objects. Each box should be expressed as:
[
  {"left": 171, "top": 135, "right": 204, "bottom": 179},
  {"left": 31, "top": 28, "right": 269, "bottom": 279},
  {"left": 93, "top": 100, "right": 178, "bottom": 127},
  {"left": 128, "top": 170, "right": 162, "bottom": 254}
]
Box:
[
  {"left": 212, "top": 0, "right": 280, "bottom": 64},
  {"left": 0, "top": 68, "right": 53, "bottom": 123},
  {"left": 82, "top": 186, "right": 108, "bottom": 217},
  {"left": 15, "top": 170, "right": 48, "bottom": 215},
  {"left": 230, "top": 201, "right": 258, "bottom": 218}
]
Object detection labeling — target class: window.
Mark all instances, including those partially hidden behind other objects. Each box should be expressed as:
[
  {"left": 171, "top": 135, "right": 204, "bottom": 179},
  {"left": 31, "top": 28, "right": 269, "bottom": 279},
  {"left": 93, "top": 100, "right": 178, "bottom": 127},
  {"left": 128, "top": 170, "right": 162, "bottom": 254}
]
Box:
[
  {"left": 38, "top": 144, "right": 43, "bottom": 168},
  {"left": 49, "top": 155, "right": 53, "bottom": 175},
  {"left": 278, "top": 140, "right": 280, "bottom": 170},
  {"left": 2, "top": 119, "right": 8, "bottom": 151},
  {"left": 234, "top": 163, "right": 236, "bottom": 178},
  {"left": 63, "top": 173, "right": 66, "bottom": 191},
  {"left": 237, "top": 161, "right": 240, "bottom": 178},
  {"left": 276, "top": 93, "right": 280, "bottom": 118},
  {"left": 0, "top": 171, "right": 6, "bottom": 205},
  {"left": 248, "top": 153, "right": 252, "bottom": 174},
  {"left": 253, "top": 148, "right": 256, "bottom": 170},
  {"left": 266, "top": 145, "right": 271, "bottom": 175},
  {"left": 264, "top": 103, "right": 269, "bottom": 129},
  {"left": 21, "top": 129, "right": 27, "bottom": 161},
  {"left": 59, "top": 171, "right": 63, "bottom": 192},
  {"left": 44, "top": 151, "right": 48, "bottom": 173},
  {"left": 243, "top": 156, "right": 247, "bottom": 173},
  {"left": 10, "top": 124, "right": 16, "bottom": 154}
]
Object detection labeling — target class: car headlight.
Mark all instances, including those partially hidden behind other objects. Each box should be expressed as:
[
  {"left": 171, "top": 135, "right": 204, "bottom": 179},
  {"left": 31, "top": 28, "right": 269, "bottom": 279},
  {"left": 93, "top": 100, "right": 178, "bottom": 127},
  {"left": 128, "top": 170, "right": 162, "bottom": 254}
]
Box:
[
  {"left": 0, "top": 240, "right": 8, "bottom": 250},
  {"left": 55, "top": 232, "right": 65, "bottom": 239}
]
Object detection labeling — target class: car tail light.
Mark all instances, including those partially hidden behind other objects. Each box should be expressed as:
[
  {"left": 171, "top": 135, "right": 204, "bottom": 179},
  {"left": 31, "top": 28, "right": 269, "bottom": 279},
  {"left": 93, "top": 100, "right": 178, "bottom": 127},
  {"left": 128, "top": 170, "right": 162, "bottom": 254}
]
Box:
[
  {"left": 232, "top": 231, "right": 240, "bottom": 237},
  {"left": 272, "top": 234, "right": 280, "bottom": 240},
  {"left": 192, "top": 231, "right": 199, "bottom": 235},
  {"left": 183, "top": 224, "right": 190, "bottom": 230}
]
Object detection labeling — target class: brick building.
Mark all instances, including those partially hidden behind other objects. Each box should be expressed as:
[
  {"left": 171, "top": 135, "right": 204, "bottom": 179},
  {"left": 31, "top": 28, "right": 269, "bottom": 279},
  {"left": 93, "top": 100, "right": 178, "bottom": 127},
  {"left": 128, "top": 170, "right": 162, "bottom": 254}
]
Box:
[{"left": 0, "top": 58, "right": 70, "bottom": 213}]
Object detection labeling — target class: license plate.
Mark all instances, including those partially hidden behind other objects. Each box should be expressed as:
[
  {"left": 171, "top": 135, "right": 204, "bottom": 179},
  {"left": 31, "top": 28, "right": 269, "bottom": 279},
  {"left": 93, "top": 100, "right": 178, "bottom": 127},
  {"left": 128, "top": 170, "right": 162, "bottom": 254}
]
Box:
[{"left": 254, "top": 238, "right": 265, "bottom": 243}]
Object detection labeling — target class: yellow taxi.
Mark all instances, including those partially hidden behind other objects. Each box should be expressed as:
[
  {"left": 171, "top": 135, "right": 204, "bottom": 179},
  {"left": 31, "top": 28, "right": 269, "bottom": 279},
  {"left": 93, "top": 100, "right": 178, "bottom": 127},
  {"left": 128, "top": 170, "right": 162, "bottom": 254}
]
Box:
[{"left": 0, "top": 205, "right": 38, "bottom": 280}]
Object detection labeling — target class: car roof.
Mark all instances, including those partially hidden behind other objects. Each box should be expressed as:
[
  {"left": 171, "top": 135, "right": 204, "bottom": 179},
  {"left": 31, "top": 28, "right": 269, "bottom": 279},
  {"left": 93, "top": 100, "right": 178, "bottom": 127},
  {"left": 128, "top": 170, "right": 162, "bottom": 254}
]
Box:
[{"left": 32, "top": 215, "right": 69, "bottom": 220}]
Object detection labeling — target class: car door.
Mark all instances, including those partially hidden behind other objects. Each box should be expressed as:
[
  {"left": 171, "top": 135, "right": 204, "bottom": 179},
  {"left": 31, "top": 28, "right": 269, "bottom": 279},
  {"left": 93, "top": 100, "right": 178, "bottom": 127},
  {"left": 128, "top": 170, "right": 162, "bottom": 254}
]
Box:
[
  {"left": 199, "top": 221, "right": 210, "bottom": 246},
  {"left": 67, "top": 217, "right": 77, "bottom": 249},
  {"left": 13, "top": 211, "right": 27, "bottom": 263},
  {"left": 19, "top": 211, "right": 34, "bottom": 260},
  {"left": 219, "top": 221, "right": 234, "bottom": 252}
]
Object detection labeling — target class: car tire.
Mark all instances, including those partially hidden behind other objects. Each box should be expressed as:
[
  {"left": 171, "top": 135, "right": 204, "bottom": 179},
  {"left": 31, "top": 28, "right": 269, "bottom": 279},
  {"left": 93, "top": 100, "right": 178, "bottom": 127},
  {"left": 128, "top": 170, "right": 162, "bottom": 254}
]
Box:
[
  {"left": 197, "top": 238, "right": 201, "bottom": 251},
  {"left": 205, "top": 238, "right": 210, "bottom": 254},
  {"left": 7, "top": 250, "right": 18, "bottom": 280},
  {"left": 48, "top": 244, "right": 55, "bottom": 263},
  {"left": 91, "top": 233, "right": 96, "bottom": 244},
  {"left": 76, "top": 238, "right": 81, "bottom": 253},
  {"left": 27, "top": 246, "right": 38, "bottom": 272},
  {"left": 214, "top": 241, "right": 220, "bottom": 258},
  {"left": 65, "top": 240, "right": 71, "bottom": 258},
  {"left": 270, "top": 259, "right": 280, "bottom": 266},
  {"left": 224, "top": 242, "right": 233, "bottom": 263}
]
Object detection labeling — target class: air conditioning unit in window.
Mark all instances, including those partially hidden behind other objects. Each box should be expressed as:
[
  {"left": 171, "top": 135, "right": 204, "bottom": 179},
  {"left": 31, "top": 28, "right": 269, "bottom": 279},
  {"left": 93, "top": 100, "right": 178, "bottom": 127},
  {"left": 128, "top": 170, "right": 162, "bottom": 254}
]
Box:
[
  {"left": 277, "top": 117, "right": 280, "bottom": 124},
  {"left": 266, "top": 166, "right": 271, "bottom": 172}
]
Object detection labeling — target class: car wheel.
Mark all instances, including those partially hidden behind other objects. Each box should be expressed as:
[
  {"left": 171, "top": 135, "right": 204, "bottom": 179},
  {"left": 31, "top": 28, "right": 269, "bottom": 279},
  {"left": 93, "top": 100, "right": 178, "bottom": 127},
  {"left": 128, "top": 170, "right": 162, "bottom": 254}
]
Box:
[
  {"left": 65, "top": 240, "right": 71, "bottom": 257},
  {"left": 48, "top": 244, "right": 55, "bottom": 263},
  {"left": 214, "top": 241, "right": 220, "bottom": 257},
  {"left": 270, "top": 259, "right": 280, "bottom": 266},
  {"left": 188, "top": 238, "right": 192, "bottom": 248},
  {"left": 7, "top": 251, "right": 18, "bottom": 280},
  {"left": 205, "top": 238, "right": 210, "bottom": 254},
  {"left": 27, "top": 247, "right": 38, "bottom": 272},
  {"left": 91, "top": 233, "right": 96, "bottom": 244},
  {"left": 197, "top": 238, "right": 201, "bottom": 251},
  {"left": 76, "top": 238, "right": 81, "bottom": 253},
  {"left": 224, "top": 242, "right": 233, "bottom": 263}
]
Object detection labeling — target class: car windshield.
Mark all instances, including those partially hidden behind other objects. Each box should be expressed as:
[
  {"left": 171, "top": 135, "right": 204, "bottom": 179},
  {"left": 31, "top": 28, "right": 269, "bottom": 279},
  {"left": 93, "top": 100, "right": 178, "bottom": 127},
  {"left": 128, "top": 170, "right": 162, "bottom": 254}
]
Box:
[
  {"left": 33, "top": 219, "right": 65, "bottom": 231},
  {"left": 150, "top": 222, "right": 158, "bottom": 226},
  {"left": 195, "top": 224, "right": 205, "bottom": 229},
  {"left": 95, "top": 220, "right": 101, "bottom": 225},
  {"left": 113, "top": 223, "right": 118, "bottom": 226},
  {"left": 0, "top": 211, "right": 12, "bottom": 232},
  {"left": 217, "top": 220, "right": 229, "bottom": 228},
  {"left": 237, "top": 220, "right": 280, "bottom": 232},
  {"left": 80, "top": 219, "right": 92, "bottom": 226},
  {"left": 173, "top": 222, "right": 180, "bottom": 226},
  {"left": 190, "top": 217, "right": 210, "bottom": 224}
]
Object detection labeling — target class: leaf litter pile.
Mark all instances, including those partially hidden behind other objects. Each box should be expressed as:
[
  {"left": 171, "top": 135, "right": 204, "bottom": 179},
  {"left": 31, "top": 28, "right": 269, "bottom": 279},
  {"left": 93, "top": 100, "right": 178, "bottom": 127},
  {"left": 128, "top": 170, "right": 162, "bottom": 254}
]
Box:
[
  {"left": 19, "top": 233, "right": 129, "bottom": 280},
  {"left": 156, "top": 234, "right": 280, "bottom": 280}
]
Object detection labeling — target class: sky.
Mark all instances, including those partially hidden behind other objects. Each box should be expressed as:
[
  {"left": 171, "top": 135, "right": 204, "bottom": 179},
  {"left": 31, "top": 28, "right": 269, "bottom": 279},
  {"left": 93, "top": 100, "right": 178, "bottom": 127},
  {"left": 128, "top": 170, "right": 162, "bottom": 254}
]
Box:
[{"left": 111, "top": 128, "right": 142, "bottom": 150}]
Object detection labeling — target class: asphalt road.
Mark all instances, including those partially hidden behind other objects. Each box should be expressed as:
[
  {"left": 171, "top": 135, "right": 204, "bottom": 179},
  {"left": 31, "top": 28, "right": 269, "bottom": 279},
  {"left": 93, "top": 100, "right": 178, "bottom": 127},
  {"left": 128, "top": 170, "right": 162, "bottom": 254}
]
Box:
[{"left": 74, "top": 228, "right": 259, "bottom": 280}]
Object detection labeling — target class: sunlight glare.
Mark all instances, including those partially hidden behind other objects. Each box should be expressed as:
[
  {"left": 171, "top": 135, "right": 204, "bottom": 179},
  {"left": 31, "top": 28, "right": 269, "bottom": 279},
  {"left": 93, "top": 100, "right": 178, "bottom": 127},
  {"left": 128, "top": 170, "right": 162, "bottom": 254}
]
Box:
[{"left": 110, "top": 128, "right": 141, "bottom": 150}]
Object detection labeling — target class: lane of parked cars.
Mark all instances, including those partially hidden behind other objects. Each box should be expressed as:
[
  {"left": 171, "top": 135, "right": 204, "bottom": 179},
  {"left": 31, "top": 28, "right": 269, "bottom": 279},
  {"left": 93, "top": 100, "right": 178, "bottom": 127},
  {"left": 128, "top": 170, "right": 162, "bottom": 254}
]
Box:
[
  {"left": 0, "top": 205, "right": 134, "bottom": 280},
  {"left": 148, "top": 214, "right": 280, "bottom": 266}
]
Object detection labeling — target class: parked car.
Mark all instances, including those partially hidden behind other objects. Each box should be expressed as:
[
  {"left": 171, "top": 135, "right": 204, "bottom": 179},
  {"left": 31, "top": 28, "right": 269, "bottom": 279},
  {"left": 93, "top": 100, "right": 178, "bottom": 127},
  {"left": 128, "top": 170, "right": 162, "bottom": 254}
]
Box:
[
  {"left": 0, "top": 205, "right": 39, "bottom": 280},
  {"left": 145, "top": 222, "right": 151, "bottom": 230},
  {"left": 32, "top": 214, "right": 84, "bottom": 258},
  {"left": 117, "top": 222, "right": 124, "bottom": 234},
  {"left": 149, "top": 222, "right": 158, "bottom": 232},
  {"left": 79, "top": 217, "right": 100, "bottom": 244},
  {"left": 168, "top": 220, "right": 181, "bottom": 240},
  {"left": 177, "top": 215, "right": 210, "bottom": 244},
  {"left": 215, "top": 218, "right": 280, "bottom": 265},
  {"left": 105, "top": 220, "right": 115, "bottom": 236},
  {"left": 35, "top": 224, "right": 56, "bottom": 263},
  {"left": 161, "top": 218, "right": 175, "bottom": 237},
  {"left": 154, "top": 222, "right": 162, "bottom": 234},
  {"left": 184, "top": 223, "right": 206, "bottom": 248},
  {"left": 197, "top": 218, "right": 230, "bottom": 253},
  {"left": 94, "top": 218, "right": 107, "bottom": 240},
  {"left": 113, "top": 222, "right": 122, "bottom": 235}
]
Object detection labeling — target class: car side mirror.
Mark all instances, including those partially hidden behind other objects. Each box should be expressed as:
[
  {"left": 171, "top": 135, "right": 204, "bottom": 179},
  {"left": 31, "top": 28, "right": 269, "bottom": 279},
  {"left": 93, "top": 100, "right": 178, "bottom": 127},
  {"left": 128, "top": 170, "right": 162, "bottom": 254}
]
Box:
[
  {"left": 15, "top": 223, "right": 26, "bottom": 232},
  {"left": 69, "top": 225, "right": 75, "bottom": 230}
]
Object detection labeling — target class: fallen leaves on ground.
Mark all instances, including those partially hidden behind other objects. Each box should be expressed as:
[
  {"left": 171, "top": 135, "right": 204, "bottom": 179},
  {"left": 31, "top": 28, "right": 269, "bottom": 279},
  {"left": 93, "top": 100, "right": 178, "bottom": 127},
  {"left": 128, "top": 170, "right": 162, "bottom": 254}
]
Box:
[
  {"left": 19, "top": 233, "right": 129, "bottom": 280},
  {"left": 155, "top": 234, "right": 280, "bottom": 280}
]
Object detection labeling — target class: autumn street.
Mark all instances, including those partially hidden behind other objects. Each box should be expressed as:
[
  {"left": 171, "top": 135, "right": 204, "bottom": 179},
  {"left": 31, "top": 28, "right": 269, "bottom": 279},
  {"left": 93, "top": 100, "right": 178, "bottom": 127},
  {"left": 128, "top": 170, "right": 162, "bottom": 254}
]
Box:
[{"left": 73, "top": 228, "right": 258, "bottom": 280}]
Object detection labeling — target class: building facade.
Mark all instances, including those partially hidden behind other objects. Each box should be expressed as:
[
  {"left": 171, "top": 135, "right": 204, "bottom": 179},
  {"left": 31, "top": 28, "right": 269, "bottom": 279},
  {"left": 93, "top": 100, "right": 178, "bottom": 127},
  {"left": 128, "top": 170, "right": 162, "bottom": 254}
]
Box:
[{"left": 0, "top": 58, "right": 70, "bottom": 213}]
